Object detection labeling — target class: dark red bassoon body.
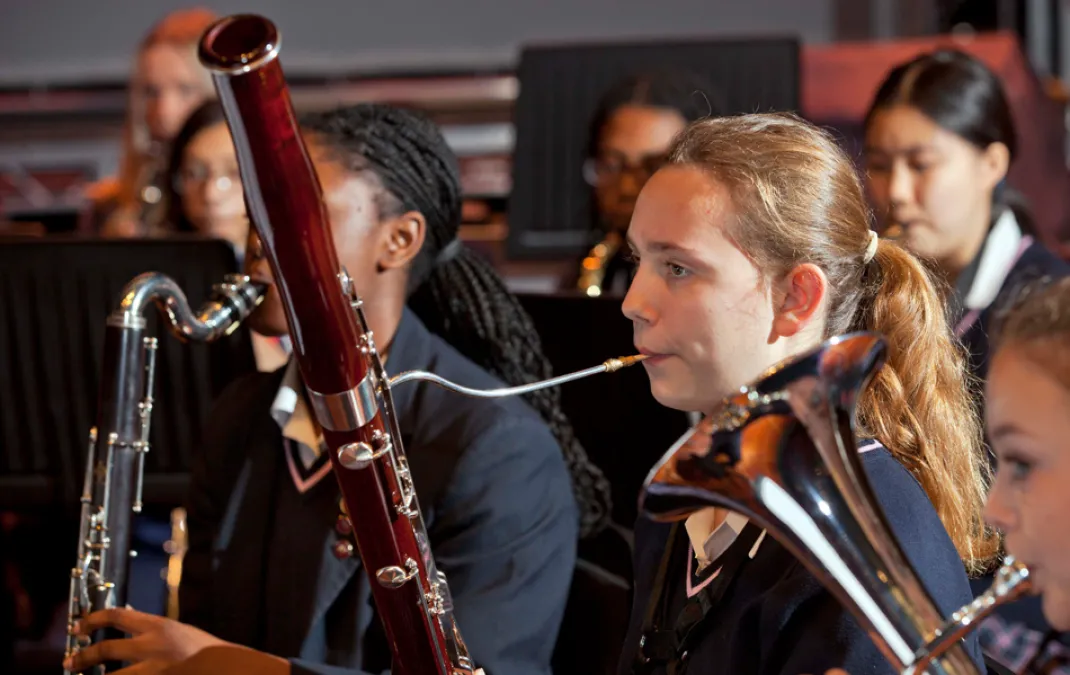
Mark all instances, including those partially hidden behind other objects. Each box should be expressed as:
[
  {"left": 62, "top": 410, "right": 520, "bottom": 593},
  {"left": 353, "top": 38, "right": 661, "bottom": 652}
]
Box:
[{"left": 198, "top": 15, "right": 472, "bottom": 675}]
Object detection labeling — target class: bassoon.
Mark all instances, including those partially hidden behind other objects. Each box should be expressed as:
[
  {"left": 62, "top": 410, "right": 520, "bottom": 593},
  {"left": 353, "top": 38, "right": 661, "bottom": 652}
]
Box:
[{"left": 198, "top": 14, "right": 645, "bottom": 674}]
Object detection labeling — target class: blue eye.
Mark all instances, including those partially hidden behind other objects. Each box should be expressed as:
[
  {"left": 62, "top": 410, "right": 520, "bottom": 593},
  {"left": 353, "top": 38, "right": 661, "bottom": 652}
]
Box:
[
  {"left": 1007, "top": 459, "right": 1032, "bottom": 482},
  {"left": 666, "top": 263, "right": 688, "bottom": 278}
]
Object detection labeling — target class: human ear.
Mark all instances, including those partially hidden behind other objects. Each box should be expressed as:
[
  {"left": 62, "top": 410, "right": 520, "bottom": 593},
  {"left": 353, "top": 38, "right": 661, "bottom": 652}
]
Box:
[
  {"left": 980, "top": 141, "right": 1011, "bottom": 192},
  {"left": 377, "top": 210, "right": 426, "bottom": 270},
  {"left": 770, "top": 263, "right": 828, "bottom": 338}
]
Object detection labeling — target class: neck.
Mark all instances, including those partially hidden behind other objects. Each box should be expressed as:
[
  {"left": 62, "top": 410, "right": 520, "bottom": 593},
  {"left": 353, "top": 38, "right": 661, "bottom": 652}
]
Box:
[
  {"left": 940, "top": 204, "right": 994, "bottom": 286},
  {"left": 360, "top": 282, "right": 407, "bottom": 362}
]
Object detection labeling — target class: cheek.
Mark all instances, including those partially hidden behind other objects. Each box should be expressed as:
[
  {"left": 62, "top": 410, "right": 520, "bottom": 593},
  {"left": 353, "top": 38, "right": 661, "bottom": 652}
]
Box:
[
  {"left": 596, "top": 181, "right": 624, "bottom": 209},
  {"left": 223, "top": 190, "right": 247, "bottom": 217},
  {"left": 669, "top": 282, "right": 770, "bottom": 389},
  {"left": 1004, "top": 472, "right": 1070, "bottom": 583},
  {"left": 916, "top": 167, "right": 977, "bottom": 229},
  {"left": 182, "top": 194, "right": 206, "bottom": 220},
  {"left": 865, "top": 174, "right": 891, "bottom": 210}
]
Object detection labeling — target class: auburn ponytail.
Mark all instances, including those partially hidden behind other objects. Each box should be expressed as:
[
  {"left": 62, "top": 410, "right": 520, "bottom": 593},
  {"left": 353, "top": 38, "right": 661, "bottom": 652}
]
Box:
[{"left": 853, "top": 240, "right": 999, "bottom": 574}]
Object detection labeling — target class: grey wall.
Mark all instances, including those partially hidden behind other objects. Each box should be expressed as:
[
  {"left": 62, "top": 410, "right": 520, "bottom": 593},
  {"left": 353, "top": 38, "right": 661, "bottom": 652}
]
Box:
[{"left": 0, "top": 0, "right": 834, "bottom": 86}]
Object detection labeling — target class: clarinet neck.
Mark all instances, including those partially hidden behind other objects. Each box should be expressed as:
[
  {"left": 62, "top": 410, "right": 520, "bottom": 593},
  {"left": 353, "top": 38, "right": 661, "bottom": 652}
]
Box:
[{"left": 110, "top": 272, "right": 266, "bottom": 340}]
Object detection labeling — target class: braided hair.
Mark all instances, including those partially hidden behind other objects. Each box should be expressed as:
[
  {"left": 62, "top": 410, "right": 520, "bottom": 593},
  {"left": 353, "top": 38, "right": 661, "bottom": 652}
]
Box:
[{"left": 300, "top": 104, "right": 612, "bottom": 538}]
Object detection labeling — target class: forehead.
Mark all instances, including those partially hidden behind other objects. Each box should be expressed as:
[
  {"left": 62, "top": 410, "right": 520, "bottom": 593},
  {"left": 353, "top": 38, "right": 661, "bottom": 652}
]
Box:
[
  {"left": 988, "top": 347, "right": 1070, "bottom": 426},
  {"left": 600, "top": 105, "right": 687, "bottom": 155},
  {"left": 865, "top": 104, "right": 974, "bottom": 156},
  {"left": 629, "top": 165, "right": 734, "bottom": 249},
  {"left": 308, "top": 149, "right": 378, "bottom": 214},
  {"left": 184, "top": 122, "right": 234, "bottom": 160},
  {"left": 139, "top": 43, "right": 198, "bottom": 79}
]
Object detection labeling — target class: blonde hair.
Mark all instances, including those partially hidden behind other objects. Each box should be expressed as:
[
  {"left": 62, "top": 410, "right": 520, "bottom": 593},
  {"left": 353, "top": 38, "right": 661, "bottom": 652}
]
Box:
[
  {"left": 668, "top": 112, "right": 999, "bottom": 574},
  {"left": 994, "top": 277, "right": 1070, "bottom": 389},
  {"left": 109, "top": 8, "right": 218, "bottom": 231}
]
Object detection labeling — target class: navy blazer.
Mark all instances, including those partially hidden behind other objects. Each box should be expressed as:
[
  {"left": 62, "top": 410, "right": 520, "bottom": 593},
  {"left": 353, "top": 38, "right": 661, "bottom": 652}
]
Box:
[
  {"left": 619, "top": 444, "right": 984, "bottom": 675},
  {"left": 958, "top": 238, "right": 1070, "bottom": 389},
  {"left": 178, "top": 309, "right": 578, "bottom": 675}
]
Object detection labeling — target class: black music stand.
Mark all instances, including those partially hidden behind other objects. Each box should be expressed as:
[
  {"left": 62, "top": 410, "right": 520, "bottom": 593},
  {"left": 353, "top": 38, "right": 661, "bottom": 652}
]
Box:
[
  {"left": 507, "top": 36, "right": 801, "bottom": 260},
  {"left": 516, "top": 291, "right": 690, "bottom": 528},
  {"left": 0, "top": 236, "right": 259, "bottom": 510}
]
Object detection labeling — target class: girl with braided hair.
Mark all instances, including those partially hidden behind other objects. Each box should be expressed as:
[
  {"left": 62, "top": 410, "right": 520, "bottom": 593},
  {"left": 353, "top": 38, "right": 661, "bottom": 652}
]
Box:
[
  {"left": 64, "top": 103, "right": 590, "bottom": 675},
  {"left": 297, "top": 103, "right": 612, "bottom": 538}
]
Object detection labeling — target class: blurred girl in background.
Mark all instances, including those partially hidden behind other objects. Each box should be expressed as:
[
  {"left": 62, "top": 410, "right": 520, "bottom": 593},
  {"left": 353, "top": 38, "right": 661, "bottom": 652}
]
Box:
[
  {"left": 574, "top": 70, "right": 721, "bottom": 296},
  {"left": 85, "top": 8, "right": 218, "bottom": 237}
]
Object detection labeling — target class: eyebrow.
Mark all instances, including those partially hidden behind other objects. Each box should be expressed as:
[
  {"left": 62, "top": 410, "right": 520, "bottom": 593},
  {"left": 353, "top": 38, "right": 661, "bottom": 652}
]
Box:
[
  {"left": 988, "top": 421, "right": 1026, "bottom": 442},
  {"left": 625, "top": 236, "right": 703, "bottom": 258},
  {"left": 862, "top": 144, "right": 935, "bottom": 156}
]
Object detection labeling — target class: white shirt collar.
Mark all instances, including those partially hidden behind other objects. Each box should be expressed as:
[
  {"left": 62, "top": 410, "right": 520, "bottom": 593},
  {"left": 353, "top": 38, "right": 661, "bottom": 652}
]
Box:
[
  {"left": 270, "top": 351, "right": 392, "bottom": 472},
  {"left": 677, "top": 434, "right": 886, "bottom": 570},
  {"left": 686, "top": 509, "right": 763, "bottom": 571},
  {"left": 963, "top": 208, "right": 1024, "bottom": 311},
  {"left": 270, "top": 359, "right": 324, "bottom": 470}
]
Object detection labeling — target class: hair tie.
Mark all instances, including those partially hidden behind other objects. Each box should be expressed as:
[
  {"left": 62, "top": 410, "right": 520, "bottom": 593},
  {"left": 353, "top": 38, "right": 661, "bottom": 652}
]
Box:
[
  {"left": 863, "top": 230, "right": 879, "bottom": 264},
  {"left": 435, "top": 238, "right": 464, "bottom": 267}
]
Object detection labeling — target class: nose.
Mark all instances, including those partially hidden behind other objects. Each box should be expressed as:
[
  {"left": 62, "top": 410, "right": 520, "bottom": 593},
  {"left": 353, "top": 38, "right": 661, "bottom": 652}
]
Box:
[
  {"left": 159, "top": 92, "right": 191, "bottom": 139},
  {"left": 622, "top": 265, "right": 656, "bottom": 326},
  {"left": 618, "top": 170, "right": 643, "bottom": 198},
  {"left": 888, "top": 161, "right": 915, "bottom": 208},
  {"left": 202, "top": 175, "right": 236, "bottom": 203},
  {"left": 983, "top": 479, "right": 1016, "bottom": 535}
]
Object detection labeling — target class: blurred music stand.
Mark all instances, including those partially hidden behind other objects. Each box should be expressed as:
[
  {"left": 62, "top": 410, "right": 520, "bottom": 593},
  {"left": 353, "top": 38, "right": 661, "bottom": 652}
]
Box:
[
  {"left": 0, "top": 236, "right": 259, "bottom": 511},
  {"left": 507, "top": 35, "right": 801, "bottom": 261},
  {"left": 516, "top": 291, "right": 690, "bottom": 528}
]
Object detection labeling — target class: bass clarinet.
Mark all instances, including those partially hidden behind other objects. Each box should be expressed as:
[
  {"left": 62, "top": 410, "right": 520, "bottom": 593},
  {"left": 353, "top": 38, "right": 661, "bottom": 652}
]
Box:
[
  {"left": 65, "top": 272, "right": 265, "bottom": 675},
  {"left": 198, "top": 14, "right": 645, "bottom": 674}
]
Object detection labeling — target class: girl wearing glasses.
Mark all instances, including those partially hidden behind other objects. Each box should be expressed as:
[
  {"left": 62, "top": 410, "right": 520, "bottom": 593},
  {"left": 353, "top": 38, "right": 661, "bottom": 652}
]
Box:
[{"left": 574, "top": 70, "right": 721, "bottom": 296}]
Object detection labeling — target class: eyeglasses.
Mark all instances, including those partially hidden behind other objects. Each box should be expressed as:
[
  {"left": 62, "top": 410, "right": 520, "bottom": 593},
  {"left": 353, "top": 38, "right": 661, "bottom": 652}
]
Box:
[
  {"left": 175, "top": 164, "right": 241, "bottom": 195},
  {"left": 583, "top": 153, "right": 668, "bottom": 187}
]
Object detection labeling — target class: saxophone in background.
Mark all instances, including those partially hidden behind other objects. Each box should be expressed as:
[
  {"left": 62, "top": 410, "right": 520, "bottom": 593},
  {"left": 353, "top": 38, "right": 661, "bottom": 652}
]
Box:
[
  {"left": 164, "top": 507, "right": 187, "bottom": 620},
  {"left": 576, "top": 230, "right": 622, "bottom": 297}
]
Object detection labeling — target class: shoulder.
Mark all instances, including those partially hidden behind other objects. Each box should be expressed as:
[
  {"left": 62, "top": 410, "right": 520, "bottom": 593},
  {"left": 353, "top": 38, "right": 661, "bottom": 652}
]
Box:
[
  {"left": 858, "top": 443, "right": 976, "bottom": 613},
  {"left": 408, "top": 329, "right": 561, "bottom": 455},
  {"left": 998, "top": 240, "right": 1070, "bottom": 308},
  {"left": 210, "top": 367, "right": 284, "bottom": 418},
  {"left": 400, "top": 329, "right": 571, "bottom": 513},
  {"left": 1016, "top": 239, "right": 1070, "bottom": 278},
  {"left": 764, "top": 442, "right": 980, "bottom": 669},
  {"left": 859, "top": 444, "right": 950, "bottom": 547}
]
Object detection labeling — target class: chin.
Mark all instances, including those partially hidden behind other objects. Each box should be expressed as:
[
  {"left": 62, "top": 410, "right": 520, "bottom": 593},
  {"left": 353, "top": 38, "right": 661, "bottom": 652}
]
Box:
[
  {"left": 648, "top": 378, "right": 701, "bottom": 414},
  {"left": 1042, "top": 589, "right": 1070, "bottom": 632},
  {"left": 246, "top": 295, "right": 289, "bottom": 338}
]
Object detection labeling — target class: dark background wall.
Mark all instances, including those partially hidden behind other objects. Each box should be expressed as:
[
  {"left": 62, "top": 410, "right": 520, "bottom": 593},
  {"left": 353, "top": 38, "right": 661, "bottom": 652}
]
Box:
[{"left": 0, "top": 0, "right": 835, "bottom": 86}]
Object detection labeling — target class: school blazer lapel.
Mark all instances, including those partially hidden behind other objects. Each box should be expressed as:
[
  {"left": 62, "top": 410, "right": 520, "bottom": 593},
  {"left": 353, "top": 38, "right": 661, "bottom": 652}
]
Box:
[
  {"left": 264, "top": 481, "right": 363, "bottom": 658},
  {"left": 208, "top": 372, "right": 287, "bottom": 649}
]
